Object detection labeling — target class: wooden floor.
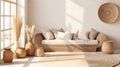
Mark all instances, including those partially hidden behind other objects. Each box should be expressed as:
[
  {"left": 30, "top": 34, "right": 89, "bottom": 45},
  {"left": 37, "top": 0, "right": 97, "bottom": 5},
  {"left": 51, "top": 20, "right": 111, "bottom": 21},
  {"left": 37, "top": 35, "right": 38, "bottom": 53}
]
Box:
[{"left": 1, "top": 50, "right": 120, "bottom": 67}]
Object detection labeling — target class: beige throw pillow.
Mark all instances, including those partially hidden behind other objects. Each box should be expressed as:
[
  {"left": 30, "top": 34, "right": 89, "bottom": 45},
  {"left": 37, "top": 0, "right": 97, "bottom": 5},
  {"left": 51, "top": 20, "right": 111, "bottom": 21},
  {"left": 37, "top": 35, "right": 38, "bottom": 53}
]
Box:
[
  {"left": 42, "top": 29, "right": 54, "bottom": 40},
  {"left": 78, "top": 31, "right": 89, "bottom": 40},
  {"left": 89, "top": 28, "right": 99, "bottom": 40},
  {"left": 51, "top": 28, "right": 64, "bottom": 39},
  {"left": 56, "top": 32, "right": 73, "bottom": 40}
]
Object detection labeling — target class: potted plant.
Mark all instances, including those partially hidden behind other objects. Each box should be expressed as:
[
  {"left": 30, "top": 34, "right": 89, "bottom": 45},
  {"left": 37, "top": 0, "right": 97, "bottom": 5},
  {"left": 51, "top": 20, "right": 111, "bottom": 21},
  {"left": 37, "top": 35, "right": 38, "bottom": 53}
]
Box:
[
  {"left": 25, "top": 25, "right": 35, "bottom": 56},
  {"left": 12, "top": 16, "right": 26, "bottom": 58},
  {"left": 3, "top": 48, "right": 13, "bottom": 63}
]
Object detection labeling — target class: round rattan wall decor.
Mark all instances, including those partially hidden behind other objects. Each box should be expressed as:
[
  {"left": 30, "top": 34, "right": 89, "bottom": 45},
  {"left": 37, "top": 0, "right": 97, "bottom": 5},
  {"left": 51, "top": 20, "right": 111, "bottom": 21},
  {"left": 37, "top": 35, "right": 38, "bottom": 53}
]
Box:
[{"left": 98, "top": 3, "right": 119, "bottom": 24}]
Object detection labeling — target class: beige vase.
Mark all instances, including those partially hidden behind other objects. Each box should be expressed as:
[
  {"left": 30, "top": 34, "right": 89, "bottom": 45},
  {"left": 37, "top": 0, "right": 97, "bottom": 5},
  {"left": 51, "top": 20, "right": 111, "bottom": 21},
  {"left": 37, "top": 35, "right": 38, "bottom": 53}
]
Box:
[
  {"left": 25, "top": 41, "right": 35, "bottom": 56},
  {"left": 3, "top": 48, "right": 13, "bottom": 63},
  {"left": 36, "top": 47, "right": 44, "bottom": 57},
  {"left": 102, "top": 41, "right": 114, "bottom": 54},
  {"left": 16, "top": 47, "right": 26, "bottom": 58}
]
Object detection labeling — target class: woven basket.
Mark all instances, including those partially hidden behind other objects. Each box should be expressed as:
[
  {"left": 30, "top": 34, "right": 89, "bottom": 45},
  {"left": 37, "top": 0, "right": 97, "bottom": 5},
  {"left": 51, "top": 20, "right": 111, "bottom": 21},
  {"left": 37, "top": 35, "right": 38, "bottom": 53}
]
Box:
[
  {"left": 25, "top": 41, "right": 35, "bottom": 56},
  {"left": 36, "top": 47, "right": 44, "bottom": 57},
  {"left": 3, "top": 48, "right": 13, "bottom": 63},
  {"left": 16, "top": 47, "right": 26, "bottom": 58},
  {"left": 102, "top": 41, "right": 114, "bottom": 54},
  {"left": 98, "top": 3, "right": 119, "bottom": 23}
]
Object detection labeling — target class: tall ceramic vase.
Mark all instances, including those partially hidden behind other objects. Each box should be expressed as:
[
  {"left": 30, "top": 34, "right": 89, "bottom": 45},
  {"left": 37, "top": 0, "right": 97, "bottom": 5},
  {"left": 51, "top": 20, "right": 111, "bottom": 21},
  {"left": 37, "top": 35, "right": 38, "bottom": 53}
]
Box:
[
  {"left": 25, "top": 41, "right": 35, "bottom": 56},
  {"left": 3, "top": 48, "right": 13, "bottom": 63}
]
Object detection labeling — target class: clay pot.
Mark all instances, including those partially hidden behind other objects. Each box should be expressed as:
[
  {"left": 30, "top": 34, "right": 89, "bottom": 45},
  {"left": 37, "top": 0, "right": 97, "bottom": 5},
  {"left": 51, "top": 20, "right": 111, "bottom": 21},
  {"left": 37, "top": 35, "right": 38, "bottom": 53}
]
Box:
[
  {"left": 36, "top": 47, "right": 44, "bottom": 57},
  {"left": 102, "top": 41, "right": 114, "bottom": 54},
  {"left": 25, "top": 41, "right": 35, "bottom": 56},
  {"left": 3, "top": 48, "right": 13, "bottom": 63},
  {"left": 16, "top": 47, "right": 26, "bottom": 58}
]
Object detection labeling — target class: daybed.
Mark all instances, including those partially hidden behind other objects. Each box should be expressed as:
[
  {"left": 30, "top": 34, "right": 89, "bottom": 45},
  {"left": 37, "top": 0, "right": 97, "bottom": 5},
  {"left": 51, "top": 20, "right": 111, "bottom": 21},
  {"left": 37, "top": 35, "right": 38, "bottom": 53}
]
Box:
[{"left": 34, "top": 28, "right": 108, "bottom": 52}]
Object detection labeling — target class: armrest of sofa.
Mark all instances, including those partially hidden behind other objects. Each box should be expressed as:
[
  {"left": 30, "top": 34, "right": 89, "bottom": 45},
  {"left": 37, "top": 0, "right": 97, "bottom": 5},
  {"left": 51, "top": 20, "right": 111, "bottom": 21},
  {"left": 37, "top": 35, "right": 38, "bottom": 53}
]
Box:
[
  {"left": 96, "top": 33, "right": 108, "bottom": 51},
  {"left": 34, "top": 33, "right": 44, "bottom": 48}
]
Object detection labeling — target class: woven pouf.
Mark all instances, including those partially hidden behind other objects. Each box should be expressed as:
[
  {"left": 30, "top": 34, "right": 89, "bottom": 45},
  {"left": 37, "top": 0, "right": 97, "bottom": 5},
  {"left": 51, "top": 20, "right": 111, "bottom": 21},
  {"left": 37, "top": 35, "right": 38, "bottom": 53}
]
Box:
[
  {"left": 36, "top": 47, "right": 44, "bottom": 57},
  {"left": 102, "top": 41, "right": 114, "bottom": 54}
]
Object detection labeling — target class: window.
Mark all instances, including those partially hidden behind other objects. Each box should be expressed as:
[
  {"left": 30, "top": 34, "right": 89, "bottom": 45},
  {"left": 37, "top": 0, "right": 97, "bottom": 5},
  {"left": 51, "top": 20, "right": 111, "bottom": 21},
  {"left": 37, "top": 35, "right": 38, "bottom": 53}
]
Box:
[{"left": 0, "top": 0, "right": 17, "bottom": 58}]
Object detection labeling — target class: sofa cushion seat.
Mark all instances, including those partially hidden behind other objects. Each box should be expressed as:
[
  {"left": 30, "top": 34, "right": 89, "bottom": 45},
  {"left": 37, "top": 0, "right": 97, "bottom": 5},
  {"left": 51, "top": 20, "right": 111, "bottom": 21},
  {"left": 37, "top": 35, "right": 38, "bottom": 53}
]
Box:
[
  {"left": 42, "top": 40, "right": 98, "bottom": 45},
  {"left": 42, "top": 40, "right": 98, "bottom": 52}
]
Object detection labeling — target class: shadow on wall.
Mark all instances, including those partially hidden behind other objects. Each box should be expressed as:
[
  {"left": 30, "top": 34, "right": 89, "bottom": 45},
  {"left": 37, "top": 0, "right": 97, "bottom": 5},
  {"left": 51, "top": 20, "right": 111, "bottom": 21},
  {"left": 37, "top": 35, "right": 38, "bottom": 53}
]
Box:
[
  {"left": 65, "top": 0, "right": 84, "bottom": 33},
  {"left": 65, "top": 0, "right": 98, "bottom": 33}
]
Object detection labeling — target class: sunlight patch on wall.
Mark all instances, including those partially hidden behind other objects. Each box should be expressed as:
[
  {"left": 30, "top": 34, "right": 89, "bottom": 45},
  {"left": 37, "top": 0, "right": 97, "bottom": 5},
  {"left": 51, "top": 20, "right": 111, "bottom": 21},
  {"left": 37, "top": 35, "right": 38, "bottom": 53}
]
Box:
[{"left": 65, "top": 0, "right": 84, "bottom": 33}]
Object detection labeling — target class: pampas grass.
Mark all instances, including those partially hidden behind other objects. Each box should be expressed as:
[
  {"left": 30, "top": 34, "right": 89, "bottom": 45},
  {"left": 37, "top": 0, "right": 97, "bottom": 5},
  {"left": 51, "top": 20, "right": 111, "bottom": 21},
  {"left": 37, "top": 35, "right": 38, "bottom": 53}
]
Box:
[
  {"left": 26, "top": 25, "right": 35, "bottom": 42},
  {"left": 25, "top": 25, "right": 35, "bottom": 56},
  {"left": 12, "top": 16, "right": 23, "bottom": 48}
]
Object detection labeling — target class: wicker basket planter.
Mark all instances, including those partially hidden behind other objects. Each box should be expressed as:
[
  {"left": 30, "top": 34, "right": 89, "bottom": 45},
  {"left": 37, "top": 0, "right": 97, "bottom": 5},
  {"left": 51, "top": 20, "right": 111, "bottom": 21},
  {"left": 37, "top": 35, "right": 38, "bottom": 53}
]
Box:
[
  {"left": 16, "top": 47, "right": 26, "bottom": 58},
  {"left": 3, "top": 48, "right": 13, "bottom": 63},
  {"left": 25, "top": 41, "right": 35, "bottom": 56},
  {"left": 102, "top": 41, "right": 114, "bottom": 54}
]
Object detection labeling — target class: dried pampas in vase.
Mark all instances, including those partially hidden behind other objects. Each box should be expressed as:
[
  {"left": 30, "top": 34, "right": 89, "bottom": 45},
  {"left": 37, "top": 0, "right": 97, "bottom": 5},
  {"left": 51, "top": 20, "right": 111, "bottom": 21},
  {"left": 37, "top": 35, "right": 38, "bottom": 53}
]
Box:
[
  {"left": 12, "top": 16, "right": 22, "bottom": 48},
  {"left": 12, "top": 16, "right": 26, "bottom": 58},
  {"left": 25, "top": 25, "right": 35, "bottom": 56}
]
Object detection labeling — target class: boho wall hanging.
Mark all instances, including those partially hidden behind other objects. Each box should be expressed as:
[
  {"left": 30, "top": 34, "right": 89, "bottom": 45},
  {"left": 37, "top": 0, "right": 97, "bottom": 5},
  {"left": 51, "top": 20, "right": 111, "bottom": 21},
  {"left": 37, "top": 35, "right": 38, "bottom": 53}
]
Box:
[{"left": 98, "top": 3, "right": 119, "bottom": 24}]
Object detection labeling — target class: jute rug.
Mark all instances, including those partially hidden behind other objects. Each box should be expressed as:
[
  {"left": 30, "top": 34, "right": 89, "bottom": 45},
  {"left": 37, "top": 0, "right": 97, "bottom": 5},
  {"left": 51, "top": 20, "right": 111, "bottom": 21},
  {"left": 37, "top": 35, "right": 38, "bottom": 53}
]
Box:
[{"left": 37, "top": 54, "right": 120, "bottom": 67}]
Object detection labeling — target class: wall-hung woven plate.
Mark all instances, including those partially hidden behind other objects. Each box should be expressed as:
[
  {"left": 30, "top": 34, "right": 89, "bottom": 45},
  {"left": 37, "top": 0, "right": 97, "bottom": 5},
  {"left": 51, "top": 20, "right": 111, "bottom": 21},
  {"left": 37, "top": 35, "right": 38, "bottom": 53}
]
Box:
[{"left": 98, "top": 3, "right": 119, "bottom": 24}]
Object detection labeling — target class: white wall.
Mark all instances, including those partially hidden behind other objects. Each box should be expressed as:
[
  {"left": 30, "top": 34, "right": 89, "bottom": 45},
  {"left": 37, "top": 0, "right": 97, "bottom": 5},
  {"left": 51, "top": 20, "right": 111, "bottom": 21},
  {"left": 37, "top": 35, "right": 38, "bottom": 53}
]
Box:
[
  {"left": 17, "top": 0, "right": 26, "bottom": 47},
  {"left": 27, "top": 0, "right": 120, "bottom": 49},
  {"left": 27, "top": 0, "right": 65, "bottom": 30}
]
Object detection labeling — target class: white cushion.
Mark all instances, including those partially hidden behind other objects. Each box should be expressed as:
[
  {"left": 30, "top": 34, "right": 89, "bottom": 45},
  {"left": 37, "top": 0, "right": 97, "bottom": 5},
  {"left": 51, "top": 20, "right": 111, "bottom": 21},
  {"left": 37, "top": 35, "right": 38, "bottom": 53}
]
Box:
[
  {"left": 51, "top": 28, "right": 64, "bottom": 39},
  {"left": 56, "top": 32, "right": 73, "bottom": 40},
  {"left": 42, "top": 40, "right": 98, "bottom": 45},
  {"left": 78, "top": 31, "right": 89, "bottom": 40}
]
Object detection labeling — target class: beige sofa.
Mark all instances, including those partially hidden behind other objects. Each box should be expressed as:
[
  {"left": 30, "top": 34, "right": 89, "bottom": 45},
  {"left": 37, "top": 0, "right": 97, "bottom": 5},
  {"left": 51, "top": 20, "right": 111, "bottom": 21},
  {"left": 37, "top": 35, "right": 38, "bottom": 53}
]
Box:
[{"left": 34, "top": 29, "right": 108, "bottom": 52}]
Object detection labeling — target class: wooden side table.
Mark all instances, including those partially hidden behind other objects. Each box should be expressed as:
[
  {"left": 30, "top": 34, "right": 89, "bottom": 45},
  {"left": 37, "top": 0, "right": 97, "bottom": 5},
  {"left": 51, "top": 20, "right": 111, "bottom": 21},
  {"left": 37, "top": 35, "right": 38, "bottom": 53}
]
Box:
[{"left": 102, "top": 41, "right": 114, "bottom": 54}]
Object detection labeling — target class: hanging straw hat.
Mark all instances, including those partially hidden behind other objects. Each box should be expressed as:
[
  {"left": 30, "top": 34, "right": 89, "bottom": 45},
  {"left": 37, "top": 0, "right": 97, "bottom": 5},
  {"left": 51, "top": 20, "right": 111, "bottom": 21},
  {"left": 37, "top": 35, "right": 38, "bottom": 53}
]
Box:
[{"left": 98, "top": 3, "right": 119, "bottom": 24}]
